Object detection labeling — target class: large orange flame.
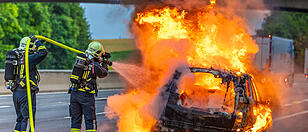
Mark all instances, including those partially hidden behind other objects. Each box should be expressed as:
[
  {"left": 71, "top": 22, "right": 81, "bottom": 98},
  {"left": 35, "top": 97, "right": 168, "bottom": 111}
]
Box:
[
  {"left": 135, "top": 6, "right": 258, "bottom": 73},
  {"left": 106, "top": 0, "right": 275, "bottom": 131},
  {"left": 251, "top": 105, "right": 273, "bottom": 132}
]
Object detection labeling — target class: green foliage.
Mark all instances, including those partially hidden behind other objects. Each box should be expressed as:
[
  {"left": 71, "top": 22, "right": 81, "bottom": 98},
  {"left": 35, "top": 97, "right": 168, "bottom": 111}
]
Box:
[
  {"left": 0, "top": 4, "right": 21, "bottom": 65},
  {"left": 110, "top": 50, "right": 136, "bottom": 61},
  {"left": 0, "top": 3, "right": 91, "bottom": 69},
  {"left": 257, "top": 11, "right": 308, "bottom": 71},
  {"left": 95, "top": 39, "right": 136, "bottom": 52}
]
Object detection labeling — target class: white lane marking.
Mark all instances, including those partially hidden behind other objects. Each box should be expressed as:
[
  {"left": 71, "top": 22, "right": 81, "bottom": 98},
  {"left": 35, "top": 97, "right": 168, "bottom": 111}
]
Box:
[
  {"left": 100, "top": 89, "right": 122, "bottom": 92},
  {"left": 293, "top": 83, "right": 300, "bottom": 85},
  {"left": 0, "top": 89, "right": 122, "bottom": 96},
  {"left": 38, "top": 91, "right": 67, "bottom": 95},
  {"left": 0, "top": 106, "right": 11, "bottom": 108},
  {"left": 96, "top": 97, "right": 108, "bottom": 101},
  {"left": 0, "top": 94, "right": 12, "bottom": 97},
  {"left": 282, "top": 104, "right": 292, "bottom": 107},
  {"left": 41, "top": 103, "right": 69, "bottom": 107},
  {"left": 274, "top": 110, "right": 308, "bottom": 121},
  {"left": 63, "top": 112, "right": 110, "bottom": 118},
  {"left": 96, "top": 112, "right": 110, "bottom": 115},
  {"left": 37, "top": 89, "right": 122, "bottom": 95},
  {"left": 282, "top": 99, "right": 308, "bottom": 107}
]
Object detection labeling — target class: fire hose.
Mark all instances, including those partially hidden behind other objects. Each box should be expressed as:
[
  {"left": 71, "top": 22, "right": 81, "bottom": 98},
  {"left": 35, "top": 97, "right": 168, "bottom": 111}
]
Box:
[{"left": 25, "top": 35, "right": 83, "bottom": 132}]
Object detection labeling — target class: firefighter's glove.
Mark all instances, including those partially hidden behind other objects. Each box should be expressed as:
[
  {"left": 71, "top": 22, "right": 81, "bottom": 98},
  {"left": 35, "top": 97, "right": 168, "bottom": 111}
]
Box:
[
  {"left": 100, "top": 62, "right": 109, "bottom": 71},
  {"left": 108, "top": 61, "right": 113, "bottom": 66},
  {"left": 29, "top": 34, "right": 38, "bottom": 43},
  {"left": 35, "top": 40, "right": 44, "bottom": 47},
  {"left": 102, "top": 52, "right": 111, "bottom": 59}
]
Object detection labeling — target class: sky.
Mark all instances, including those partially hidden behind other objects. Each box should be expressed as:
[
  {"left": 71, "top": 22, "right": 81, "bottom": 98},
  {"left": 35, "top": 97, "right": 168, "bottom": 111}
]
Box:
[
  {"left": 80, "top": 4, "right": 134, "bottom": 39},
  {"left": 81, "top": 4, "right": 269, "bottom": 39}
]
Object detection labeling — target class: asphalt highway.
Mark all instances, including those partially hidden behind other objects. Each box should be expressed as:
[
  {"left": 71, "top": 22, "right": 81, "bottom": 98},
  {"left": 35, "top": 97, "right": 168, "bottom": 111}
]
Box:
[
  {"left": 1, "top": 74, "right": 308, "bottom": 132},
  {"left": 0, "top": 89, "right": 121, "bottom": 132},
  {"left": 271, "top": 74, "right": 308, "bottom": 132}
]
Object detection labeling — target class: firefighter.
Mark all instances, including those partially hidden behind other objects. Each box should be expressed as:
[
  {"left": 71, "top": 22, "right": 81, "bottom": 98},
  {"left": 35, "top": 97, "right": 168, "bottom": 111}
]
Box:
[
  {"left": 69, "top": 41, "right": 109, "bottom": 132},
  {"left": 5, "top": 35, "right": 48, "bottom": 132}
]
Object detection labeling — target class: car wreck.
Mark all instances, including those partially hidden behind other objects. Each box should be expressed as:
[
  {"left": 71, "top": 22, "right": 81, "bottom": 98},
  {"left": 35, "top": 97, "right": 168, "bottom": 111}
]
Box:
[{"left": 153, "top": 67, "right": 268, "bottom": 132}]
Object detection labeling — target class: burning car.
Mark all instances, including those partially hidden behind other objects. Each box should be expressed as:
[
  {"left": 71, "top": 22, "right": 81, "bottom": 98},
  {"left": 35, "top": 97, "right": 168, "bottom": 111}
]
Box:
[
  {"left": 153, "top": 67, "right": 272, "bottom": 132},
  {"left": 106, "top": 1, "right": 275, "bottom": 131}
]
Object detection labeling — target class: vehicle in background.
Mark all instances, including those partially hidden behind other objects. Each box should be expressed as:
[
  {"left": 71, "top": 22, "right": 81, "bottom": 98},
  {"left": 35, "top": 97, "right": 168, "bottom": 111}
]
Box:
[
  {"left": 253, "top": 35, "right": 294, "bottom": 87},
  {"left": 304, "top": 48, "right": 308, "bottom": 79}
]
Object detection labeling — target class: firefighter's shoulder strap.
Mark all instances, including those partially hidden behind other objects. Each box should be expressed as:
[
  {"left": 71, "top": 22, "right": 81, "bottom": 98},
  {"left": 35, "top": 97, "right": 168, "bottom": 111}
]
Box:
[{"left": 16, "top": 50, "right": 25, "bottom": 79}]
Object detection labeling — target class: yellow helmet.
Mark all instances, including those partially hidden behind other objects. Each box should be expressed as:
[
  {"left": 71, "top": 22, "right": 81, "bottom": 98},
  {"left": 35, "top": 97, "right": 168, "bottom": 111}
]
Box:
[
  {"left": 19, "top": 37, "right": 36, "bottom": 51},
  {"left": 85, "top": 41, "right": 105, "bottom": 58}
]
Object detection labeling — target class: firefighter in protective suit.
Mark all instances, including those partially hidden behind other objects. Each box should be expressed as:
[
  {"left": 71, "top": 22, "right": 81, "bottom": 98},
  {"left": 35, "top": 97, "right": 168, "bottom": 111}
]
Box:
[
  {"left": 7, "top": 36, "right": 47, "bottom": 132},
  {"left": 69, "top": 41, "right": 109, "bottom": 132}
]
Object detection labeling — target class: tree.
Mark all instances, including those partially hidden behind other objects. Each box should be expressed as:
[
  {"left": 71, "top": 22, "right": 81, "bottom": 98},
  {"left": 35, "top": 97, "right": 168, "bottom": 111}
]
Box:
[
  {"left": 41, "top": 3, "right": 91, "bottom": 69},
  {"left": 257, "top": 11, "right": 308, "bottom": 72},
  {"left": 0, "top": 4, "right": 21, "bottom": 66},
  {"left": 0, "top": 3, "right": 91, "bottom": 69}
]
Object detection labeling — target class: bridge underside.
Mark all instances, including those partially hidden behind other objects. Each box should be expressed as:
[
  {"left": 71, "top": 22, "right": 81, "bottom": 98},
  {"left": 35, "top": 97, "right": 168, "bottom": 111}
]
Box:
[
  {"left": 1, "top": 0, "right": 308, "bottom": 12},
  {"left": 265, "top": 0, "right": 308, "bottom": 12}
]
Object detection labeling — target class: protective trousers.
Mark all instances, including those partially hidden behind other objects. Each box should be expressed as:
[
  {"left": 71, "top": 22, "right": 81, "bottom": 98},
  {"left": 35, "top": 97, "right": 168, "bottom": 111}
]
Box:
[
  {"left": 70, "top": 91, "right": 96, "bottom": 132},
  {"left": 13, "top": 90, "right": 36, "bottom": 132}
]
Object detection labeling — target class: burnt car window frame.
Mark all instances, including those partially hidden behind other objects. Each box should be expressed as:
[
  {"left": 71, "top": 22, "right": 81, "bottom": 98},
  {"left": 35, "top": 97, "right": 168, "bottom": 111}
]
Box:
[{"left": 250, "top": 78, "right": 261, "bottom": 103}]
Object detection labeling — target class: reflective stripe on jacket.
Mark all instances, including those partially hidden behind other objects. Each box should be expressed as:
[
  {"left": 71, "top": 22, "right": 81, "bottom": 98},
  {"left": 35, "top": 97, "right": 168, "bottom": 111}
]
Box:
[{"left": 14, "top": 43, "right": 47, "bottom": 91}]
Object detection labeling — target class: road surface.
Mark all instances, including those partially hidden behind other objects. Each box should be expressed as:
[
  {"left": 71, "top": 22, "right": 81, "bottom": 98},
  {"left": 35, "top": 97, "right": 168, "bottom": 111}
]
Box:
[
  {"left": 1, "top": 74, "right": 308, "bottom": 132},
  {"left": 271, "top": 74, "right": 308, "bottom": 132},
  {"left": 0, "top": 89, "right": 121, "bottom": 132}
]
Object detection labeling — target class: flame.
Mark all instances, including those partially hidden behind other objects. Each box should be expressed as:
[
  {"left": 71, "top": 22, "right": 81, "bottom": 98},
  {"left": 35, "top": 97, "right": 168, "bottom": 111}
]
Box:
[
  {"left": 179, "top": 90, "right": 185, "bottom": 95},
  {"left": 208, "top": 0, "right": 216, "bottom": 9},
  {"left": 250, "top": 105, "right": 273, "bottom": 132},
  {"left": 106, "top": 91, "right": 157, "bottom": 132},
  {"left": 178, "top": 73, "right": 235, "bottom": 112},
  {"left": 193, "top": 73, "right": 222, "bottom": 90},
  {"left": 106, "top": 0, "right": 276, "bottom": 132},
  {"left": 136, "top": 8, "right": 188, "bottom": 39},
  {"left": 136, "top": 6, "right": 257, "bottom": 73}
]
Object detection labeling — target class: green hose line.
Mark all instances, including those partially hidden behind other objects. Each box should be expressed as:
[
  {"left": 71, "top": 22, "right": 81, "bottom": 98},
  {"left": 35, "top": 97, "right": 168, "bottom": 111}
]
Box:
[
  {"left": 25, "top": 35, "right": 84, "bottom": 132},
  {"left": 25, "top": 38, "right": 35, "bottom": 132}
]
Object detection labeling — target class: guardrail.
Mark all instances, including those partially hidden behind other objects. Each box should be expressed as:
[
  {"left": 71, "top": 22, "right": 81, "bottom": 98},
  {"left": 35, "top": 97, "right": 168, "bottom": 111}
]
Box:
[{"left": 0, "top": 70, "right": 125, "bottom": 94}]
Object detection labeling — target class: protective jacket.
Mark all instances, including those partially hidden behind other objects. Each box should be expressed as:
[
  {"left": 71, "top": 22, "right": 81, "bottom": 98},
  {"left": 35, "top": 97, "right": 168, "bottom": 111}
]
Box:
[
  {"left": 70, "top": 53, "right": 108, "bottom": 132},
  {"left": 70, "top": 53, "right": 108, "bottom": 94},
  {"left": 13, "top": 42, "right": 48, "bottom": 92},
  {"left": 12, "top": 40, "right": 47, "bottom": 132}
]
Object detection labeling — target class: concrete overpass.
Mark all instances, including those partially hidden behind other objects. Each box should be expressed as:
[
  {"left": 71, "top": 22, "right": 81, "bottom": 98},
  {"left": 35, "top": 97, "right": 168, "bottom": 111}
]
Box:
[
  {"left": 0, "top": 0, "right": 308, "bottom": 12},
  {"left": 264, "top": 0, "right": 308, "bottom": 12}
]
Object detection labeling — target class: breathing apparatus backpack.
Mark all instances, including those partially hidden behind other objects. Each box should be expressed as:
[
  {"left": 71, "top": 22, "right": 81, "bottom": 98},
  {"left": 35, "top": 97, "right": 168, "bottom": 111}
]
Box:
[
  {"left": 69, "top": 53, "right": 91, "bottom": 93},
  {"left": 4, "top": 49, "right": 24, "bottom": 90}
]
